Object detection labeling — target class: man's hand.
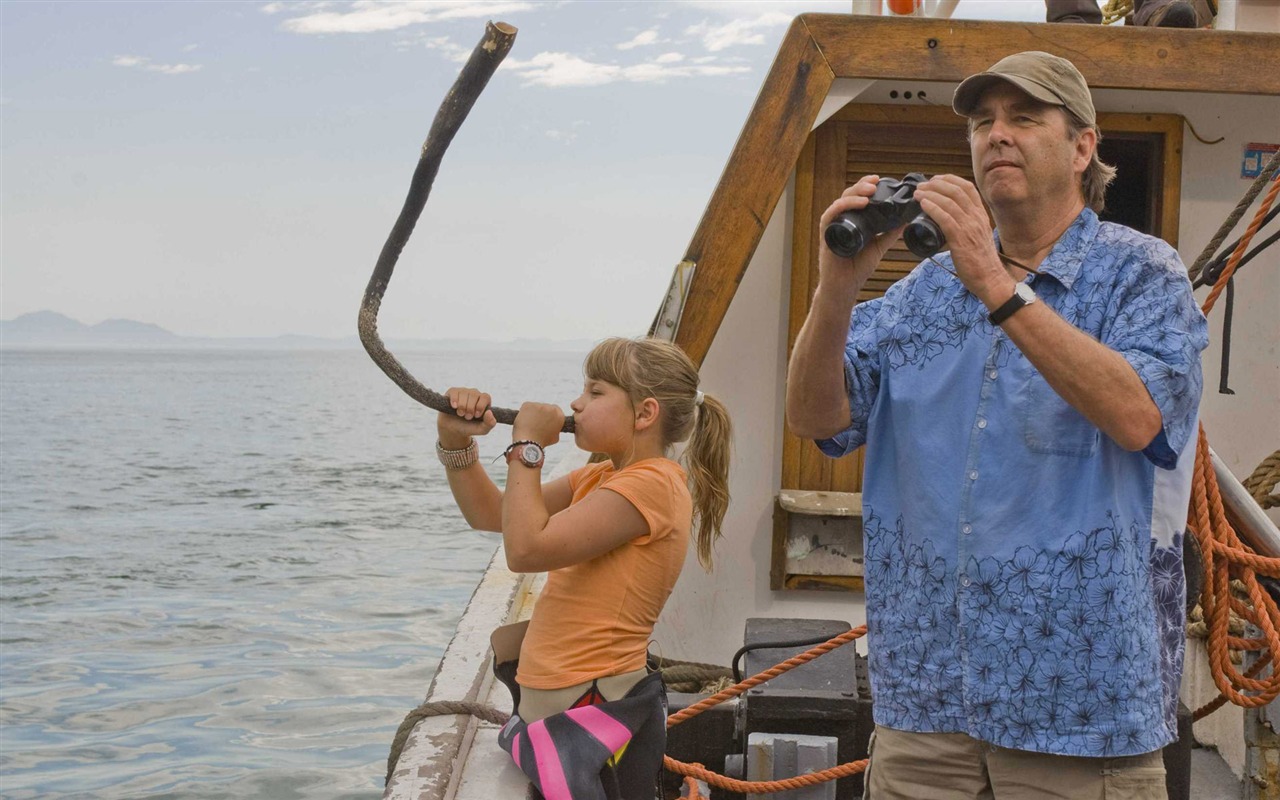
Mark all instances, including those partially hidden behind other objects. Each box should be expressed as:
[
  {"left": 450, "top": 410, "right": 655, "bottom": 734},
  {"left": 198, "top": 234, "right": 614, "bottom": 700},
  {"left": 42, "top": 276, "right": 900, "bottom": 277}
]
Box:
[
  {"left": 818, "top": 175, "right": 907, "bottom": 295},
  {"left": 512, "top": 402, "right": 563, "bottom": 448},
  {"left": 787, "top": 176, "right": 899, "bottom": 441},
  {"left": 913, "top": 174, "right": 1014, "bottom": 305}
]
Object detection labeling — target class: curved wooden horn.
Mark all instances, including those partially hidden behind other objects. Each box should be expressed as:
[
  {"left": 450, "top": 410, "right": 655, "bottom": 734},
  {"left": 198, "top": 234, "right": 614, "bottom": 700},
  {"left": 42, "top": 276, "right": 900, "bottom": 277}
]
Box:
[{"left": 358, "top": 21, "right": 575, "bottom": 434}]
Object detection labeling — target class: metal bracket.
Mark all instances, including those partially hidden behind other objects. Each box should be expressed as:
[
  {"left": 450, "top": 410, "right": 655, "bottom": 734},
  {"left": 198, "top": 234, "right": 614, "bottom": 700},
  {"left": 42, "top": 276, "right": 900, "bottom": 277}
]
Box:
[{"left": 651, "top": 259, "right": 697, "bottom": 342}]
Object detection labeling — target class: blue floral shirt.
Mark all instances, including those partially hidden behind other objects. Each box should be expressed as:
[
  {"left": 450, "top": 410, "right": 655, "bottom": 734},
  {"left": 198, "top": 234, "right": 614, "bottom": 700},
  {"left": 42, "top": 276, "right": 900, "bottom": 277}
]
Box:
[{"left": 818, "top": 209, "right": 1208, "bottom": 757}]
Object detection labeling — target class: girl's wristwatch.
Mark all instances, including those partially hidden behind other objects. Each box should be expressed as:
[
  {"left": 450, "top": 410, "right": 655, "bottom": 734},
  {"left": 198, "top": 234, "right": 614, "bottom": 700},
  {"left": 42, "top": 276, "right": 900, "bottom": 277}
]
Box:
[{"left": 503, "top": 440, "right": 545, "bottom": 469}]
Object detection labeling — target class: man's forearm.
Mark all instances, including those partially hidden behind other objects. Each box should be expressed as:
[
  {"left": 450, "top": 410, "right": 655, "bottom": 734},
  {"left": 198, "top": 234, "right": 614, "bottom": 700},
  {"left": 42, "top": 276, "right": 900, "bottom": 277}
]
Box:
[
  {"left": 786, "top": 284, "right": 857, "bottom": 440},
  {"left": 998, "top": 300, "right": 1162, "bottom": 451}
]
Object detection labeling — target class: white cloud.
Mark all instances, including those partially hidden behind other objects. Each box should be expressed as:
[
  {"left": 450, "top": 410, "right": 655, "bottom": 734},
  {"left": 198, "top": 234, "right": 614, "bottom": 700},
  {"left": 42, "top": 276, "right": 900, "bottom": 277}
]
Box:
[
  {"left": 279, "top": 0, "right": 533, "bottom": 34},
  {"left": 545, "top": 128, "right": 578, "bottom": 144},
  {"left": 260, "top": 1, "right": 338, "bottom": 16},
  {"left": 654, "top": 52, "right": 684, "bottom": 64},
  {"left": 685, "top": 12, "right": 792, "bottom": 52},
  {"left": 183, "top": 43, "right": 199, "bottom": 52},
  {"left": 112, "top": 55, "right": 203, "bottom": 75},
  {"left": 616, "top": 29, "right": 660, "bottom": 50},
  {"left": 503, "top": 51, "right": 748, "bottom": 88},
  {"left": 151, "top": 63, "right": 203, "bottom": 75},
  {"left": 504, "top": 52, "right": 621, "bottom": 88},
  {"left": 413, "top": 34, "right": 470, "bottom": 61}
]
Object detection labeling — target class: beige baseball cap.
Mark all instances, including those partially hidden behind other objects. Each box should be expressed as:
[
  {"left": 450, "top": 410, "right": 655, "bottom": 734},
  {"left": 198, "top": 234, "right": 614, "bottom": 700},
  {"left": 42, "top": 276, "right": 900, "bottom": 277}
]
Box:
[{"left": 952, "top": 51, "right": 1096, "bottom": 127}]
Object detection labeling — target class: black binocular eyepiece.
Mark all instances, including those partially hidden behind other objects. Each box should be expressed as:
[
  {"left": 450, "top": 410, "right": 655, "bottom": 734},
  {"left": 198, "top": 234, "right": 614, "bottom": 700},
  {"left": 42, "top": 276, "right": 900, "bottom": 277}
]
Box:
[{"left": 824, "top": 173, "right": 946, "bottom": 260}]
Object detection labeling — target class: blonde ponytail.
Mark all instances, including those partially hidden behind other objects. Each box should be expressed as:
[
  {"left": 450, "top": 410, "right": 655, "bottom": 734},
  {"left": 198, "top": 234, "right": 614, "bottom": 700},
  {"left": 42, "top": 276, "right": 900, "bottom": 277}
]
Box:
[{"left": 686, "top": 393, "right": 731, "bottom": 570}]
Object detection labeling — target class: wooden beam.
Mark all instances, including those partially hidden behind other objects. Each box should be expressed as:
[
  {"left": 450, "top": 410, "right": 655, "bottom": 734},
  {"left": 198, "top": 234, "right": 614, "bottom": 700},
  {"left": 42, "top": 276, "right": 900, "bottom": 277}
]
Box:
[
  {"left": 803, "top": 14, "right": 1280, "bottom": 96},
  {"left": 673, "top": 17, "right": 835, "bottom": 366}
]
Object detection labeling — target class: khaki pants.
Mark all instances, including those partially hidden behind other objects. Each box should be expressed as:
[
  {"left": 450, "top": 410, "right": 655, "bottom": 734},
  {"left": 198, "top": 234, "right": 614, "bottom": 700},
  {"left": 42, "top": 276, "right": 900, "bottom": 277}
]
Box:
[{"left": 866, "top": 726, "right": 1167, "bottom": 800}]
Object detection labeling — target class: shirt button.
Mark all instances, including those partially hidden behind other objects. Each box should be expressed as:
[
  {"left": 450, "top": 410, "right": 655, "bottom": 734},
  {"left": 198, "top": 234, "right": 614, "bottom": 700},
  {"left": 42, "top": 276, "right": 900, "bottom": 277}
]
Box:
[
  {"left": 977, "top": 418, "right": 988, "bottom": 429},
  {"left": 988, "top": 369, "right": 998, "bottom": 380},
  {"left": 962, "top": 524, "right": 972, "bottom": 534},
  {"left": 961, "top": 575, "right": 971, "bottom": 587},
  {"left": 968, "top": 470, "right": 979, "bottom": 480}
]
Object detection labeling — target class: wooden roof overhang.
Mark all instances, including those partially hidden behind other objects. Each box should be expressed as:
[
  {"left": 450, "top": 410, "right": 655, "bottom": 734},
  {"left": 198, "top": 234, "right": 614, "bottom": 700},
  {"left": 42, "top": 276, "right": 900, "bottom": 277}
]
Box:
[{"left": 666, "top": 13, "right": 1280, "bottom": 366}]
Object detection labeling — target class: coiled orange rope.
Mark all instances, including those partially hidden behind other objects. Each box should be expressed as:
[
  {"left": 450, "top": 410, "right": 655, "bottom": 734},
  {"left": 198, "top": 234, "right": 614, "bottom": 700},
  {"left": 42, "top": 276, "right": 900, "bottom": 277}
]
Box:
[
  {"left": 1189, "top": 425, "right": 1280, "bottom": 718},
  {"left": 1188, "top": 167, "right": 1280, "bottom": 721}
]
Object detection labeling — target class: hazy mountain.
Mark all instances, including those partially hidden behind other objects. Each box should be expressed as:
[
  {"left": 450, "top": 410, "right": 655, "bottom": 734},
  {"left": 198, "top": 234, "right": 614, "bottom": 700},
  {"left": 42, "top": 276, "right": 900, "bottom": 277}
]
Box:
[
  {"left": 1, "top": 311, "right": 180, "bottom": 346},
  {"left": 0, "top": 311, "right": 594, "bottom": 352}
]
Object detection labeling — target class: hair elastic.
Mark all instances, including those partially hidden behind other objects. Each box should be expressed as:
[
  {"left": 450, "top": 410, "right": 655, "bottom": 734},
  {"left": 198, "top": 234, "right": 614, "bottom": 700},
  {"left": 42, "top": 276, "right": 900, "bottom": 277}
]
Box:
[{"left": 694, "top": 390, "right": 705, "bottom": 407}]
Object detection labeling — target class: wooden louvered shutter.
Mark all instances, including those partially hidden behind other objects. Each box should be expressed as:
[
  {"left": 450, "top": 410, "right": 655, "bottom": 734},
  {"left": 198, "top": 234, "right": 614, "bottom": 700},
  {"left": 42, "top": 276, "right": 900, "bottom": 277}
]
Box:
[{"left": 783, "top": 104, "right": 973, "bottom": 496}]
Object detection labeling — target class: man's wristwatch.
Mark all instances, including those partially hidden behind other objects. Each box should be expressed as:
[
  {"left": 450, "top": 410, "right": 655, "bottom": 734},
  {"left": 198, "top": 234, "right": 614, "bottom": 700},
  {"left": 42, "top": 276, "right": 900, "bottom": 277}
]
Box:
[
  {"left": 988, "top": 282, "right": 1037, "bottom": 326},
  {"left": 503, "top": 440, "right": 545, "bottom": 469}
]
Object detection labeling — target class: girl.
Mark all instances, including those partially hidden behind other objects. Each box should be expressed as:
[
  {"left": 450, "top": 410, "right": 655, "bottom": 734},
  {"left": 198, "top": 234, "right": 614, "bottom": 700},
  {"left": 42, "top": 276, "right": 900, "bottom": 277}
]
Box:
[{"left": 434, "top": 337, "right": 732, "bottom": 799}]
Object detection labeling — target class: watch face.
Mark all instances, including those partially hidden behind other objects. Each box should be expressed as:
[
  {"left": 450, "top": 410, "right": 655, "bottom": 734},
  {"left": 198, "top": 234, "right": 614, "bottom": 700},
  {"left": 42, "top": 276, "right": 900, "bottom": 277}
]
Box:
[
  {"left": 519, "top": 443, "right": 544, "bottom": 467},
  {"left": 1015, "top": 282, "right": 1036, "bottom": 303}
]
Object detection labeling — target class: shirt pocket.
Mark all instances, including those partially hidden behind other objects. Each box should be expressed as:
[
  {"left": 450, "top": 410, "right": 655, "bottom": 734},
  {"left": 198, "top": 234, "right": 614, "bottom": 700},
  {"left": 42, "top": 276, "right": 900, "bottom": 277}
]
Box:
[{"left": 1017, "top": 370, "right": 1100, "bottom": 457}]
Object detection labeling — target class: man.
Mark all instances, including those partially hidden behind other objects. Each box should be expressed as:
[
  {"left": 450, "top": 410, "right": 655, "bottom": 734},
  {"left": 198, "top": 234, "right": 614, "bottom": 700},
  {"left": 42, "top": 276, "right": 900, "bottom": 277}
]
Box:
[
  {"left": 1046, "top": 0, "right": 1215, "bottom": 27},
  {"left": 785, "top": 52, "right": 1207, "bottom": 799}
]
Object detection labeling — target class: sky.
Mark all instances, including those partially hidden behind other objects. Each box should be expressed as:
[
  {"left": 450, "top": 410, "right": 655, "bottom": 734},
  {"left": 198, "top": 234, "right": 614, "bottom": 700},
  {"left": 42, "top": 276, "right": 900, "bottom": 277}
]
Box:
[{"left": 2, "top": 0, "right": 1044, "bottom": 341}]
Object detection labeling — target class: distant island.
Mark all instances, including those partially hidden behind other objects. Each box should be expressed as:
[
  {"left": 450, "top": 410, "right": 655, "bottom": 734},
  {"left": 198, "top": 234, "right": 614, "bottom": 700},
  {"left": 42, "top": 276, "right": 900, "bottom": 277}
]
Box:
[{"left": 0, "top": 311, "right": 595, "bottom": 352}]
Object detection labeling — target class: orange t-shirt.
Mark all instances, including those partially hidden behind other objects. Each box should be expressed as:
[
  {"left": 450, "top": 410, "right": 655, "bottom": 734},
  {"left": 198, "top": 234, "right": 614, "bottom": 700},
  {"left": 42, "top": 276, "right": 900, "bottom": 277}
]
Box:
[{"left": 516, "top": 457, "right": 692, "bottom": 690}]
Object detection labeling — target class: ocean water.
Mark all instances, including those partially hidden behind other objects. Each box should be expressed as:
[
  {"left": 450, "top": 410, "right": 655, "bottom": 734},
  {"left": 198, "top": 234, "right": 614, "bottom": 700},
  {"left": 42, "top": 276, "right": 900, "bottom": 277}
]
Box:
[{"left": 0, "top": 347, "right": 589, "bottom": 799}]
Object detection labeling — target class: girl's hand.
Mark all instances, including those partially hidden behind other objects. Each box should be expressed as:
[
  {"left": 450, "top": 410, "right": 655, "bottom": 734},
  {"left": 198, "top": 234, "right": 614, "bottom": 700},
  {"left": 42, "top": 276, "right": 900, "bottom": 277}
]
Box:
[
  {"left": 512, "top": 402, "right": 563, "bottom": 448},
  {"left": 438, "top": 387, "right": 497, "bottom": 449}
]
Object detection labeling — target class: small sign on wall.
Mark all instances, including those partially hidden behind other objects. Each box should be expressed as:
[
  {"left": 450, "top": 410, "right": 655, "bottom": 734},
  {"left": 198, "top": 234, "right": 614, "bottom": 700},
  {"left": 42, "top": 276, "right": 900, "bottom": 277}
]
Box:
[{"left": 1242, "top": 142, "right": 1280, "bottom": 180}]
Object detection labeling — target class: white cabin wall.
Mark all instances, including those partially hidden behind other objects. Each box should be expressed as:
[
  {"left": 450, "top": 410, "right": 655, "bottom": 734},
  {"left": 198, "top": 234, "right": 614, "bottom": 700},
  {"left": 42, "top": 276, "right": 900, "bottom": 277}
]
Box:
[{"left": 654, "top": 174, "right": 869, "bottom": 665}]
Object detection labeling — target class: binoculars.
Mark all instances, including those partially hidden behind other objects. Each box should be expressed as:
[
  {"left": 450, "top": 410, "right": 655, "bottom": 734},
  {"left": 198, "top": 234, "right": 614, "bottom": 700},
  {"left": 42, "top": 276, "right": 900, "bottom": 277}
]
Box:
[{"left": 823, "top": 173, "right": 946, "bottom": 260}]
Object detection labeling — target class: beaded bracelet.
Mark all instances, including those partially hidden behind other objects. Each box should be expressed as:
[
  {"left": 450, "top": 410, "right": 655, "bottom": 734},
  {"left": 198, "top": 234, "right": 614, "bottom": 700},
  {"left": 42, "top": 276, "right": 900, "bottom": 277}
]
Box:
[{"left": 436, "top": 438, "right": 479, "bottom": 470}]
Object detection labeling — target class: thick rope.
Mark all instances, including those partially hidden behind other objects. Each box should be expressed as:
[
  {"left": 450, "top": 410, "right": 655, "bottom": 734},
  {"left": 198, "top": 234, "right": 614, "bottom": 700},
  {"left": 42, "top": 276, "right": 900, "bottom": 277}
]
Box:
[
  {"left": 385, "top": 700, "right": 509, "bottom": 785},
  {"left": 1243, "top": 451, "right": 1280, "bottom": 510},
  {"left": 1101, "top": 0, "right": 1134, "bottom": 24},
  {"left": 658, "top": 661, "right": 735, "bottom": 694},
  {"left": 1188, "top": 149, "right": 1280, "bottom": 283},
  {"left": 1199, "top": 178, "right": 1280, "bottom": 317},
  {"left": 1188, "top": 422, "right": 1280, "bottom": 718}
]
